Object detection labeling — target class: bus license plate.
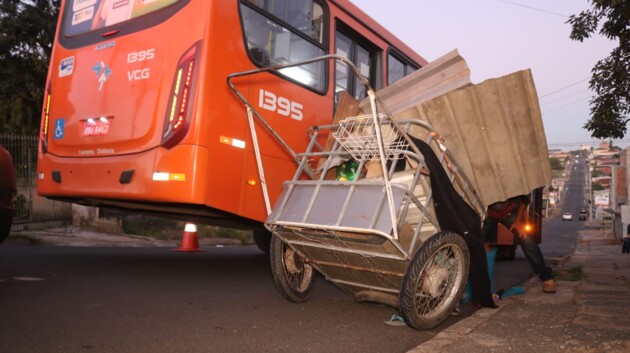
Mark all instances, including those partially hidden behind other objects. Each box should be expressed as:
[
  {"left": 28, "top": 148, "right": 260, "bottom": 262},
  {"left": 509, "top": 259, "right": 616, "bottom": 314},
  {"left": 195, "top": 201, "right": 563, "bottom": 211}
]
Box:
[{"left": 82, "top": 120, "right": 110, "bottom": 136}]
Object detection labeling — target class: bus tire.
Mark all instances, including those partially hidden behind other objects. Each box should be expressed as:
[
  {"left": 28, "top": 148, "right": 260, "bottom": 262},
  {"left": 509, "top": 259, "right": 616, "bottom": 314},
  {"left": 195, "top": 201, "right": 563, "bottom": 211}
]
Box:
[
  {"left": 270, "top": 235, "right": 314, "bottom": 303},
  {"left": 399, "top": 231, "right": 469, "bottom": 330},
  {"left": 253, "top": 229, "right": 271, "bottom": 253},
  {"left": 0, "top": 209, "right": 14, "bottom": 244}
]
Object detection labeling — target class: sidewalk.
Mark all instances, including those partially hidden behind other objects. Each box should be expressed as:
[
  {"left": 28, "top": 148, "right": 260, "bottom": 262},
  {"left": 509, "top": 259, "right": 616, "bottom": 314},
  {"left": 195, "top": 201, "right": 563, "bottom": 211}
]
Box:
[
  {"left": 6, "top": 226, "right": 244, "bottom": 248},
  {"left": 409, "top": 225, "right": 630, "bottom": 353}
]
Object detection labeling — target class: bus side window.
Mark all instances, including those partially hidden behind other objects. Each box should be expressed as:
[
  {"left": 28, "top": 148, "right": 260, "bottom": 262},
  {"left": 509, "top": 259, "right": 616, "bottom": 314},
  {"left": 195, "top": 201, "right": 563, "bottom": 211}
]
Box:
[
  {"left": 240, "top": 0, "right": 327, "bottom": 92},
  {"left": 387, "top": 50, "right": 419, "bottom": 85},
  {"left": 334, "top": 23, "right": 381, "bottom": 103}
]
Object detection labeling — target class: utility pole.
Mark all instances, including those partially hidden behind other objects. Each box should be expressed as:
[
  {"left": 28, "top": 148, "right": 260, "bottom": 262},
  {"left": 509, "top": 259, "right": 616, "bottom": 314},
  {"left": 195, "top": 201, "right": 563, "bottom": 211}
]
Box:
[{"left": 588, "top": 154, "right": 593, "bottom": 222}]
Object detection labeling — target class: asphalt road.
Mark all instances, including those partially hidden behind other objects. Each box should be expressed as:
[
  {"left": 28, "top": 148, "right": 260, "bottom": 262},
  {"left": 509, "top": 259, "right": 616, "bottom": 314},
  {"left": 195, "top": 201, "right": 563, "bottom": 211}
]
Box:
[
  {"left": 0, "top": 160, "right": 586, "bottom": 353},
  {"left": 1, "top": 245, "right": 454, "bottom": 353}
]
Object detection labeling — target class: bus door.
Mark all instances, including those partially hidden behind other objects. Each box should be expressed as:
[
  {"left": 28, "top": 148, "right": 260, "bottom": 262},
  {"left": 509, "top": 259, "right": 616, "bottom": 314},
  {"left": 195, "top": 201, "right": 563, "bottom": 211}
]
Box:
[{"left": 236, "top": 0, "right": 331, "bottom": 221}]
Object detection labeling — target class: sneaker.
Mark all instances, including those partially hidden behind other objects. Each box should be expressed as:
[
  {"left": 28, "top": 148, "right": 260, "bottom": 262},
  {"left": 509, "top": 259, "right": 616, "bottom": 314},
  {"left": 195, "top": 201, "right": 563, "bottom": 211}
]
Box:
[{"left": 543, "top": 279, "right": 556, "bottom": 293}]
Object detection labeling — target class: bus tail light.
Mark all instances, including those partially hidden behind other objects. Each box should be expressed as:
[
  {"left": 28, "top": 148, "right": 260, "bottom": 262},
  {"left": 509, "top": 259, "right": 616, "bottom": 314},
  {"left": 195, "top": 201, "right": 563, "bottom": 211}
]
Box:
[
  {"left": 162, "top": 42, "right": 200, "bottom": 149},
  {"left": 41, "top": 86, "right": 52, "bottom": 154}
]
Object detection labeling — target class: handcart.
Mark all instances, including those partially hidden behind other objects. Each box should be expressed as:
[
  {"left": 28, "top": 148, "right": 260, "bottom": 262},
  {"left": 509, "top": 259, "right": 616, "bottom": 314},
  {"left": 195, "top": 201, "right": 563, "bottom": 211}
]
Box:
[{"left": 227, "top": 55, "right": 486, "bottom": 329}]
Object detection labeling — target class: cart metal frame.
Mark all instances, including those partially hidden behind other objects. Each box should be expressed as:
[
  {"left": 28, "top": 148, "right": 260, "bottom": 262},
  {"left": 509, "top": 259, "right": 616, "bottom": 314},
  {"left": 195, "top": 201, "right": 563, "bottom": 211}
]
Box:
[{"left": 227, "top": 55, "right": 485, "bottom": 329}]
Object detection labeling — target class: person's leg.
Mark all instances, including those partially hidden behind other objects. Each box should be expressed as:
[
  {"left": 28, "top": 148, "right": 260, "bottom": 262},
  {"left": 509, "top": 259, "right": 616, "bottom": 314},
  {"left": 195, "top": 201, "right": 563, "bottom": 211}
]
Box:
[{"left": 518, "top": 235, "right": 553, "bottom": 279}]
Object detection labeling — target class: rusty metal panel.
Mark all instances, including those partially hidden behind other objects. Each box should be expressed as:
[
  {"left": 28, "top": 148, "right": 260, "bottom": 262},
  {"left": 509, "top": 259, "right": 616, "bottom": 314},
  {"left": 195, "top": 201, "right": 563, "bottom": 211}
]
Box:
[{"left": 400, "top": 69, "right": 551, "bottom": 207}]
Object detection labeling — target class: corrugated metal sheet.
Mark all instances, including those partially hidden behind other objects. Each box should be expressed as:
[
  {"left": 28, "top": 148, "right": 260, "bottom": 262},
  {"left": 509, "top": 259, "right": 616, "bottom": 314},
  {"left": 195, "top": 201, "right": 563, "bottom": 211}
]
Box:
[
  {"left": 359, "top": 49, "right": 472, "bottom": 114},
  {"left": 395, "top": 69, "right": 551, "bottom": 207}
]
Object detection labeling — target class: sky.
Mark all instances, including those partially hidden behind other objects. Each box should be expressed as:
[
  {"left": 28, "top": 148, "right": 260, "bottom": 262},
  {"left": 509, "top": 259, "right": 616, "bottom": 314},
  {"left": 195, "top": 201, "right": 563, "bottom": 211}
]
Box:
[{"left": 351, "top": 0, "right": 620, "bottom": 150}]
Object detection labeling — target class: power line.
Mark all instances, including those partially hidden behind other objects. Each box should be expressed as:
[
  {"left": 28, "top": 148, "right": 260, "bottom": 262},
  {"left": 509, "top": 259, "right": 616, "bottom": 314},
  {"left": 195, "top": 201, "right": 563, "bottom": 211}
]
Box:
[
  {"left": 496, "top": 0, "right": 569, "bottom": 18},
  {"left": 539, "top": 78, "right": 590, "bottom": 99},
  {"left": 542, "top": 96, "right": 591, "bottom": 114},
  {"left": 540, "top": 89, "right": 591, "bottom": 106}
]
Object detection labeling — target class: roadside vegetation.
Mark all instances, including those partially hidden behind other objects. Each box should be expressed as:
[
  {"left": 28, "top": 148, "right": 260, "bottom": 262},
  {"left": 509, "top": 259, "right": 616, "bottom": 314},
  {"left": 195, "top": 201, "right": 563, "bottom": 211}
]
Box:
[
  {"left": 554, "top": 265, "right": 586, "bottom": 281},
  {"left": 6, "top": 233, "right": 43, "bottom": 245},
  {"left": 121, "top": 215, "right": 253, "bottom": 245}
]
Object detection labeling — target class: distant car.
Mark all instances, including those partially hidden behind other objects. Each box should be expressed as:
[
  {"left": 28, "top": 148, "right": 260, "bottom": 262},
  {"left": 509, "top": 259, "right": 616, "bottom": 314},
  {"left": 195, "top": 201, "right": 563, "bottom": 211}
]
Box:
[
  {"left": 562, "top": 213, "right": 573, "bottom": 221},
  {"left": 0, "top": 145, "right": 16, "bottom": 244},
  {"left": 578, "top": 214, "right": 586, "bottom": 221}
]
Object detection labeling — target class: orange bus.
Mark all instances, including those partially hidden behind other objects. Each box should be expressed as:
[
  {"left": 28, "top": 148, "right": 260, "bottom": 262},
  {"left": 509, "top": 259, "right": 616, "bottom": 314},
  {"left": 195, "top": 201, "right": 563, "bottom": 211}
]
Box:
[{"left": 37, "top": 0, "right": 427, "bottom": 245}]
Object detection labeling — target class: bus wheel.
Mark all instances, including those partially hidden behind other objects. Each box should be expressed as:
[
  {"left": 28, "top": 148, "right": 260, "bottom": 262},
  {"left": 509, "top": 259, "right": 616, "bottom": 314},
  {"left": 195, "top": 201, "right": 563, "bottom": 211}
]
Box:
[
  {"left": 0, "top": 210, "right": 14, "bottom": 244},
  {"left": 252, "top": 229, "right": 271, "bottom": 253},
  {"left": 399, "top": 231, "right": 469, "bottom": 330},
  {"left": 270, "top": 235, "right": 314, "bottom": 302}
]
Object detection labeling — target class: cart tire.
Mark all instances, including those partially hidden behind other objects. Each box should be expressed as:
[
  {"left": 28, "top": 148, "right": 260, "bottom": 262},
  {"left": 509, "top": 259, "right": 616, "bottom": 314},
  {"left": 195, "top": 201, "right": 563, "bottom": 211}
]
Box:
[
  {"left": 270, "top": 235, "right": 314, "bottom": 302},
  {"left": 399, "top": 231, "right": 469, "bottom": 330},
  {"left": 253, "top": 229, "right": 271, "bottom": 253}
]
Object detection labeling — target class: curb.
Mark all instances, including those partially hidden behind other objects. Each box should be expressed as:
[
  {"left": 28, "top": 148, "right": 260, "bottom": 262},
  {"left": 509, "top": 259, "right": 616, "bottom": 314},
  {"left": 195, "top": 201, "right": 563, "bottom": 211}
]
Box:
[{"left": 407, "top": 297, "right": 514, "bottom": 353}]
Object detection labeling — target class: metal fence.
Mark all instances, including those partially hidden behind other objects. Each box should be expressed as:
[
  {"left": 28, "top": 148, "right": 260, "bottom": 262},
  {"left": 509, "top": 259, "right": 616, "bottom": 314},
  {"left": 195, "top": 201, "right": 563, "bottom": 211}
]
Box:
[{"left": 0, "top": 134, "right": 72, "bottom": 228}]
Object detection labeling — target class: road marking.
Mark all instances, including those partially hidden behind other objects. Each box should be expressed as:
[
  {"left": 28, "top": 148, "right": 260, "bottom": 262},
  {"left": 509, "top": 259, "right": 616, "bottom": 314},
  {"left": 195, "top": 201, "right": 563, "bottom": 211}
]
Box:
[{"left": 13, "top": 277, "right": 45, "bottom": 282}]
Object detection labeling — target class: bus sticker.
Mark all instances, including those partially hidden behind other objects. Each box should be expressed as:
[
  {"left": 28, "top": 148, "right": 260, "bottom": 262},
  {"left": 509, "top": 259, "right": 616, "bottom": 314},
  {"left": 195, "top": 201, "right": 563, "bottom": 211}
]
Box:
[
  {"left": 258, "top": 89, "right": 303, "bottom": 121},
  {"left": 71, "top": 6, "right": 95, "bottom": 26},
  {"left": 95, "top": 41, "right": 116, "bottom": 51},
  {"left": 128, "top": 68, "right": 150, "bottom": 81},
  {"left": 59, "top": 57, "right": 75, "bottom": 77},
  {"left": 53, "top": 119, "right": 65, "bottom": 140},
  {"left": 127, "top": 49, "right": 155, "bottom": 63},
  {"left": 73, "top": 0, "right": 97, "bottom": 12},
  {"left": 92, "top": 61, "right": 112, "bottom": 91}
]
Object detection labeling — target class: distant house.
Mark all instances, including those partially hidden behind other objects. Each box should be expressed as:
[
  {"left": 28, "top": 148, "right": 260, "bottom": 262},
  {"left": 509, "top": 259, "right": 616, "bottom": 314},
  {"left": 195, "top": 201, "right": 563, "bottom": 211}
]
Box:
[
  {"left": 548, "top": 148, "right": 562, "bottom": 156},
  {"left": 592, "top": 141, "right": 620, "bottom": 158}
]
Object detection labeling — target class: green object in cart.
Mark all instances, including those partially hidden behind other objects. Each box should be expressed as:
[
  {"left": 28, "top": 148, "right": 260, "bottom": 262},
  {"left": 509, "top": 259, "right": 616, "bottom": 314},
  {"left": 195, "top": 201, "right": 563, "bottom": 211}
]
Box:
[{"left": 336, "top": 160, "right": 361, "bottom": 181}]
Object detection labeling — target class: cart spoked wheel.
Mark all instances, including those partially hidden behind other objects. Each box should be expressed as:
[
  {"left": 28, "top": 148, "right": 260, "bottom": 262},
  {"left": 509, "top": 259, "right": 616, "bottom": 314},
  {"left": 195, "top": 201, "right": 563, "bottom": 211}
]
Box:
[
  {"left": 270, "top": 235, "right": 314, "bottom": 302},
  {"left": 399, "top": 231, "right": 469, "bottom": 330}
]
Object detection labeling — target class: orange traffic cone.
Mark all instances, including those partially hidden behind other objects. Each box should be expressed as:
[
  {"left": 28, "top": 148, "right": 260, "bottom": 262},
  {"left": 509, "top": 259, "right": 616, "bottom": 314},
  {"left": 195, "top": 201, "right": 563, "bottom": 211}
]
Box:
[{"left": 174, "top": 223, "right": 204, "bottom": 252}]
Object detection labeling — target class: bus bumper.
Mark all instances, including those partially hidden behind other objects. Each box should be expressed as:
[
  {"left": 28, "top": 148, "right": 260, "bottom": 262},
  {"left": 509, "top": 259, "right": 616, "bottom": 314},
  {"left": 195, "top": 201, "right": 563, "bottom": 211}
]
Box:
[{"left": 37, "top": 144, "right": 208, "bottom": 204}]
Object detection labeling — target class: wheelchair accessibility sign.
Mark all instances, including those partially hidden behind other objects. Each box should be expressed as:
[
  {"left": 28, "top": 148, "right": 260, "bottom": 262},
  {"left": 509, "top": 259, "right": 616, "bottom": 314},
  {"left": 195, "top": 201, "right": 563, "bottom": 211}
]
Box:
[{"left": 54, "top": 119, "right": 65, "bottom": 140}]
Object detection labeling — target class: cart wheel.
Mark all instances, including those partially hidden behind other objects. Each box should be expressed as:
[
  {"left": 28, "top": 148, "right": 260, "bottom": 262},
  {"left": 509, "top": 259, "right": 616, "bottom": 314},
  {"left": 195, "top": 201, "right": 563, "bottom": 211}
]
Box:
[
  {"left": 399, "top": 231, "right": 469, "bottom": 330},
  {"left": 270, "top": 235, "right": 314, "bottom": 302}
]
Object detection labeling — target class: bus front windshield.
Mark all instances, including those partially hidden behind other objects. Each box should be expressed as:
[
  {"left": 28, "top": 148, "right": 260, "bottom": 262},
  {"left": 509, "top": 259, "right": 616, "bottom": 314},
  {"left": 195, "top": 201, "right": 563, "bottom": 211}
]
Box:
[{"left": 63, "top": 0, "right": 179, "bottom": 37}]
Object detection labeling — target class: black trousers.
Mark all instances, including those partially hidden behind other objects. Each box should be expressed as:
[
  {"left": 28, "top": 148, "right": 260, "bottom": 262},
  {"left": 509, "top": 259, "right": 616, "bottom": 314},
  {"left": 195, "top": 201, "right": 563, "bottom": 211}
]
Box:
[
  {"left": 411, "top": 137, "right": 496, "bottom": 308},
  {"left": 482, "top": 217, "right": 553, "bottom": 281}
]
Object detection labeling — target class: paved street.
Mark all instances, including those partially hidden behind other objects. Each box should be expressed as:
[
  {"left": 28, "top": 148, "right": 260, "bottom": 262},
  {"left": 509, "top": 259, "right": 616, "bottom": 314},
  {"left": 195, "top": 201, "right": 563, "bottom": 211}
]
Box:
[
  {"left": 0, "top": 245, "right": 443, "bottom": 353},
  {"left": 0, "top": 152, "right": 590, "bottom": 353}
]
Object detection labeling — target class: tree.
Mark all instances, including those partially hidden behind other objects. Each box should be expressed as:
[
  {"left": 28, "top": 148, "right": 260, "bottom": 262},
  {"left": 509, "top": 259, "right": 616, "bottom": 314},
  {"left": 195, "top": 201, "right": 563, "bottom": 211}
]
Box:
[
  {"left": 591, "top": 182, "right": 605, "bottom": 191},
  {"left": 0, "top": 0, "right": 60, "bottom": 135},
  {"left": 567, "top": 1, "right": 630, "bottom": 139},
  {"left": 549, "top": 157, "right": 563, "bottom": 170}
]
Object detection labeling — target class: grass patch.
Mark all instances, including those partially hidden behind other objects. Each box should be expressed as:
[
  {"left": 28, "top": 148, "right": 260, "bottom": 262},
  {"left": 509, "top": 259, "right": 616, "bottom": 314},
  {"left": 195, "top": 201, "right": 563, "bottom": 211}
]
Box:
[
  {"left": 554, "top": 265, "right": 586, "bottom": 281},
  {"left": 198, "top": 226, "right": 253, "bottom": 245},
  {"left": 121, "top": 216, "right": 180, "bottom": 240},
  {"left": 121, "top": 215, "right": 253, "bottom": 244}
]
